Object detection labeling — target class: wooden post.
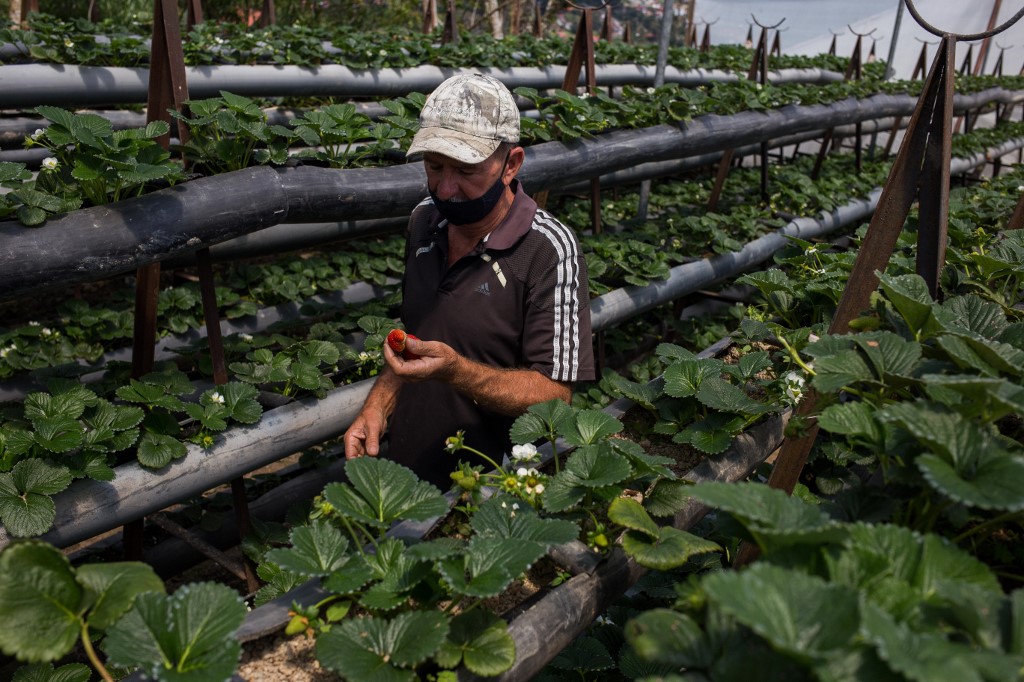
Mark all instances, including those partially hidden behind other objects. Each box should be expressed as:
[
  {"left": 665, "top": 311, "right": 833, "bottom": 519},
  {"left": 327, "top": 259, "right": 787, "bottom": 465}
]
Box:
[
  {"left": 734, "top": 34, "right": 958, "bottom": 569},
  {"left": 124, "top": 0, "right": 192, "bottom": 563}
]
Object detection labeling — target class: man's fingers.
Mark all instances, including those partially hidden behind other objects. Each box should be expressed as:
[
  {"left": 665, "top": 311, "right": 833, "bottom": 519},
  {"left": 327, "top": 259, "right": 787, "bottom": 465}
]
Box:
[
  {"left": 345, "top": 424, "right": 381, "bottom": 459},
  {"left": 345, "top": 427, "right": 367, "bottom": 459}
]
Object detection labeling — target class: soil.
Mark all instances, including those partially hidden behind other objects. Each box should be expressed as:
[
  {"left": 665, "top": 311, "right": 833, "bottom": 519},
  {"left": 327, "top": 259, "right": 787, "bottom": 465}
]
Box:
[
  {"left": 619, "top": 404, "right": 706, "bottom": 476},
  {"left": 235, "top": 556, "right": 559, "bottom": 680}
]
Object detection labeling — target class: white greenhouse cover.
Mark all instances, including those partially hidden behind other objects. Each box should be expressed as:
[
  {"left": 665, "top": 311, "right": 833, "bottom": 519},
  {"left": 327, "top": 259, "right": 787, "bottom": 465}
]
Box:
[{"left": 690, "top": 0, "right": 1022, "bottom": 80}]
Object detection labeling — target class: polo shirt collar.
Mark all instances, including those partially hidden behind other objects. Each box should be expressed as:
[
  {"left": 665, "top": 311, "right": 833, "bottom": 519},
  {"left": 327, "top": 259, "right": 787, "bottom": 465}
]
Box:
[
  {"left": 429, "top": 180, "right": 536, "bottom": 250},
  {"left": 482, "top": 179, "right": 537, "bottom": 251}
]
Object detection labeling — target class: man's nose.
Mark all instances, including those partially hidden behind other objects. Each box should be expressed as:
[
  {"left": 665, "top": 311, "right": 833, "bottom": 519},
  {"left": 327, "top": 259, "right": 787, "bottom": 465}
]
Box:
[{"left": 434, "top": 169, "right": 462, "bottom": 200}]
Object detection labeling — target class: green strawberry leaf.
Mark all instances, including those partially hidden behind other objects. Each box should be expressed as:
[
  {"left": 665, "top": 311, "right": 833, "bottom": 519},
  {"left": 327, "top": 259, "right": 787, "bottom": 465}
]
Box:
[
  {"left": 435, "top": 610, "right": 515, "bottom": 676},
  {"left": 438, "top": 536, "right": 546, "bottom": 598},
  {"left": 470, "top": 494, "right": 578, "bottom": 546},
  {"left": 0, "top": 460, "right": 73, "bottom": 537},
  {"left": 264, "top": 520, "right": 351, "bottom": 577},
  {"left": 75, "top": 561, "right": 165, "bottom": 629},
  {"left": 323, "top": 457, "right": 448, "bottom": 529},
  {"left": 316, "top": 611, "right": 449, "bottom": 679},
  {"left": 136, "top": 431, "right": 188, "bottom": 469},
  {"left": 621, "top": 525, "right": 721, "bottom": 570},
  {"left": 0, "top": 541, "right": 83, "bottom": 662},
  {"left": 104, "top": 582, "right": 246, "bottom": 680}
]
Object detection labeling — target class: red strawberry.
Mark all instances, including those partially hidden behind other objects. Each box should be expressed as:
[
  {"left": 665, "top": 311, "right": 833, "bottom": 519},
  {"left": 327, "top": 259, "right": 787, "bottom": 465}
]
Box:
[{"left": 386, "top": 329, "right": 420, "bottom": 360}]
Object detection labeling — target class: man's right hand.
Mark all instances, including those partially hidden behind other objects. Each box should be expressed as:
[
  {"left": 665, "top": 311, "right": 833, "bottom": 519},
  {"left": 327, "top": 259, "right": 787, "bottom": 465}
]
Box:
[{"left": 344, "top": 407, "right": 387, "bottom": 459}]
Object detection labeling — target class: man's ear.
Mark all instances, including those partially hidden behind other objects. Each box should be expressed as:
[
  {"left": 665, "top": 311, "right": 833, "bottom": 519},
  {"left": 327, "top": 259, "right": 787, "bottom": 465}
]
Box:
[{"left": 504, "top": 146, "right": 525, "bottom": 181}]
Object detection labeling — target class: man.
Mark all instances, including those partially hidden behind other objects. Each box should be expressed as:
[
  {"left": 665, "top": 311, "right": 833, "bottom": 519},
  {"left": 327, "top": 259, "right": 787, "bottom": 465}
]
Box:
[{"left": 343, "top": 73, "right": 595, "bottom": 489}]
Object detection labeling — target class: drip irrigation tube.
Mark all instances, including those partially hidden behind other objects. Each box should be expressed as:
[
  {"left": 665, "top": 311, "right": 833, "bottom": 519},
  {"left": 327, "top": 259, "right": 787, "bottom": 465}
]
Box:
[{"left": 0, "top": 63, "right": 843, "bottom": 108}]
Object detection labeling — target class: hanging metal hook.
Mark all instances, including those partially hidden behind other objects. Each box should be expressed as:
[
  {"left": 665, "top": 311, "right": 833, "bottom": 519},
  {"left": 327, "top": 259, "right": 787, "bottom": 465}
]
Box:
[
  {"left": 847, "top": 25, "right": 877, "bottom": 39},
  {"left": 751, "top": 14, "right": 785, "bottom": 31},
  {"left": 904, "top": 0, "right": 1024, "bottom": 41}
]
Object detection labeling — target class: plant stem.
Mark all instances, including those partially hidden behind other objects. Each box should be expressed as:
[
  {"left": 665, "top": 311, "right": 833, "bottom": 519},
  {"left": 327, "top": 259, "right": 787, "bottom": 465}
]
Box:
[
  {"left": 953, "top": 510, "right": 1024, "bottom": 544},
  {"left": 80, "top": 622, "right": 115, "bottom": 682}
]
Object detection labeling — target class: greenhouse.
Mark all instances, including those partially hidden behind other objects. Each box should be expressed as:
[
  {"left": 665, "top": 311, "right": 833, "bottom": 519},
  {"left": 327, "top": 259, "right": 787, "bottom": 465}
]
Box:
[{"left": 0, "top": 0, "right": 1022, "bottom": 679}]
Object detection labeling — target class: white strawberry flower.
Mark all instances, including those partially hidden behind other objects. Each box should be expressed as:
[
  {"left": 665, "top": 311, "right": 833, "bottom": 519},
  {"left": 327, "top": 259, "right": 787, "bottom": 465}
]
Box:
[
  {"left": 210, "top": 391, "right": 225, "bottom": 404},
  {"left": 782, "top": 372, "right": 805, "bottom": 404},
  {"left": 511, "top": 443, "right": 538, "bottom": 461},
  {"left": 42, "top": 157, "right": 59, "bottom": 171}
]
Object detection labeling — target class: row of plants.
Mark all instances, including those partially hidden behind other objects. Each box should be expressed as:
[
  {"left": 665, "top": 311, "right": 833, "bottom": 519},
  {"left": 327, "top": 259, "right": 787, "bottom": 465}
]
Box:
[
  {"left": 22, "top": 164, "right": 1015, "bottom": 682},
  {"left": 0, "top": 183, "right": 801, "bottom": 538},
  {"left": 603, "top": 183, "right": 1024, "bottom": 681},
  {"left": 2, "top": 114, "right": 1021, "bottom": 542},
  {"left": 0, "top": 118, "right": 913, "bottom": 382},
  {"left": 1, "top": 13, "right": 855, "bottom": 72},
  {"left": 0, "top": 141, "right": 903, "bottom": 382},
  {"left": 3, "top": 69, "right": 1019, "bottom": 227}
]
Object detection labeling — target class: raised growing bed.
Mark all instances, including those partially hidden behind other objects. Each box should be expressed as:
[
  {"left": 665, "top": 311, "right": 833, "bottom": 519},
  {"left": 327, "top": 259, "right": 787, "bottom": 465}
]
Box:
[
  {"left": 1, "top": 87, "right": 1018, "bottom": 300},
  {"left": 0, "top": 128, "right": 1018, "bottom": 551},
  {"left": 0, "top": 62, "right": 845, "bottom": 108}
]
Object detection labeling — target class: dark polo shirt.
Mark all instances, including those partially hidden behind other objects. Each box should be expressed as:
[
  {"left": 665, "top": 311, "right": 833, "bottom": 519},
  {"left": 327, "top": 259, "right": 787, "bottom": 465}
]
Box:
[{"left": 386, "top": 180, "right": 595, "bottom": 488}]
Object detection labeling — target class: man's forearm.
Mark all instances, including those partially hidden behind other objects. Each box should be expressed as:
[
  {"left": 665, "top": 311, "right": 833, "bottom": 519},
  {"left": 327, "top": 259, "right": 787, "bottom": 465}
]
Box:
[
  {"left": 365, "top": 366, "right": 403, "bottom": 419},
  {"left": 445, "top": 355, "right": 571, "bottom": 416}
]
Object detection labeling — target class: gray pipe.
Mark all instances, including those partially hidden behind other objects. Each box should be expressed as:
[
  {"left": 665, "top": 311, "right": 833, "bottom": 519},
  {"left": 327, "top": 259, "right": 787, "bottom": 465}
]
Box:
[
  {"left": 4, "top": 88, "right": 1012, "bottom": 302},
  {"left": 0, "top": 63, "right": 842, "bottom": 108},
  {"left": 0, "top": 378, "right": 373, "bottom": 550}
]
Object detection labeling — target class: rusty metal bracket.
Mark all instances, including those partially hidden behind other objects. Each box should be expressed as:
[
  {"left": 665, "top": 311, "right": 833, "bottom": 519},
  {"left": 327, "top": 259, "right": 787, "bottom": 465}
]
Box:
[
  {"left": 259, "top": 0, "right": 276, "bottom": 27},
  {"left": 812, "top": 26, "right": 874, "bottom": 179},
  {"left": 827, "top": 28, "right": 843, "bottom": 57},
  {"left": 195, "top": 249, "right": 261, "bottom": 594},
  {"left": 771, "top": 26, "right": 788, "bottom": 58},
  {"left": 185, "top": 0, "right": 203, "bottom": 31},
  {"left": 149, "top": 513, "right": 251, "bottom": 585},
  {"left": 442, "top": 0, "right": 458, "bottom": 44},
  {"left": 698, "top": 17, "right": 717, "bottom": 52},
  {"left": 707, "top": 16, "right": 782, "bottom": 211}
]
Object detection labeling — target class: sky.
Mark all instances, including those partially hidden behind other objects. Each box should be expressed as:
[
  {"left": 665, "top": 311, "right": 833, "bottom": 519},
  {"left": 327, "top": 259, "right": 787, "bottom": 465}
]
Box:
[
  {"left": 692, "top": 0, "right": 899, "bottom": 48},
  {"left": 677, "top": 1, "right": 1020, "bottom": 80}
]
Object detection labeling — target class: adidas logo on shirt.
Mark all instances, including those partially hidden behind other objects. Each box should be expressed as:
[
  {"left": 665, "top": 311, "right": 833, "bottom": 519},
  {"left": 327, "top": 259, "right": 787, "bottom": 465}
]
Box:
[{"left": 475, "top": 282, "right": 490, "bottom": 296}]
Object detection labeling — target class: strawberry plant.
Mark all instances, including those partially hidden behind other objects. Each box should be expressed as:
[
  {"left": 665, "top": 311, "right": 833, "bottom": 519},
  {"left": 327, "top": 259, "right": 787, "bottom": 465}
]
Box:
[
  {"left": 255, "top": 455, "right": 578, "bottom": 679},
  {"left": 0, "top": 540, "right": 247, "bottom": 682},
  {"left": 624, "top": 481, "right": 1024, "bottom": 682},
  {"left": 22, "top": 106, "right": 186, "bottom": 220},
  {"left": 170, "top": 91, "right": 291, "bottom": 174},
  {"left": 603, "top": 341, "right": 795, "bottom": 456}
]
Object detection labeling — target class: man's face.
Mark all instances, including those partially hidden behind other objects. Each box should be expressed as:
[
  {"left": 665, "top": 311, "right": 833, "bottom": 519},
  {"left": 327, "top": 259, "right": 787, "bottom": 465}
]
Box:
[{"left": 423, "top": 148, "right": 509, "bottom": 202}]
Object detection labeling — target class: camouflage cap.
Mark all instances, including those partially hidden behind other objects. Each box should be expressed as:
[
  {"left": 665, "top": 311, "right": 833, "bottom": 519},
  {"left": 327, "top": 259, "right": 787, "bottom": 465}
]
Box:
[{"left": 407, "top": 74, "right": 520, "bottom": 165}]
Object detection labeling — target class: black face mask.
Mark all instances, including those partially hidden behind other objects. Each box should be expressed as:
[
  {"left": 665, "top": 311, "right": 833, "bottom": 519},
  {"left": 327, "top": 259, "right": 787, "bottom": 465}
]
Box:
[{"left": 429, "top": 154, "right": 509, "bottom": 226}]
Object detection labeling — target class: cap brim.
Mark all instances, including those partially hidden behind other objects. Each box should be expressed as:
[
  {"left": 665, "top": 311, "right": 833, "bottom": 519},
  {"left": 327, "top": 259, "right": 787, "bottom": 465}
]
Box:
[{"left": 406, "top": 126, "right": 502, "bottom": 165}]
